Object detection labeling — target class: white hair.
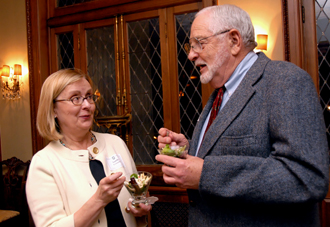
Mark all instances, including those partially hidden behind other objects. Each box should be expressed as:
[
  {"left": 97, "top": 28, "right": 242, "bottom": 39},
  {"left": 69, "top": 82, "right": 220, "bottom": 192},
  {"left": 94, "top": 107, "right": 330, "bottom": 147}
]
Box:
[{"left": 196, "top": 4, "right": 257, "bottom": 50}]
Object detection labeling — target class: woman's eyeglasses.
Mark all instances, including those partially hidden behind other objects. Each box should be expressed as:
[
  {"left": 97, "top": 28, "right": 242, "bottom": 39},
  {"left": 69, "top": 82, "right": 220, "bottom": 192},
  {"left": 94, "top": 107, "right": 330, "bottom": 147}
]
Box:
[{"left": 54, "top": 94, "right": 98, "bottom": 106}]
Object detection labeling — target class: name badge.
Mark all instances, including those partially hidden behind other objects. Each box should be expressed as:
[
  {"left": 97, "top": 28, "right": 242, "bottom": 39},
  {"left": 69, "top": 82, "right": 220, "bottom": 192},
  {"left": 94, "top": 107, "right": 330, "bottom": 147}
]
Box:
[{"left": 107, "top": 154, "right": 126, "bottom": 171}]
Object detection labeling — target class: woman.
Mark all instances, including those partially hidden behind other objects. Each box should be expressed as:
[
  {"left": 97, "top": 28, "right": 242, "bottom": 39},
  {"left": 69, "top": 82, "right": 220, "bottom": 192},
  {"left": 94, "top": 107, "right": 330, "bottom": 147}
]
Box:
[{"left": 26, "top": 69, "right": 151, "bottom": 227}]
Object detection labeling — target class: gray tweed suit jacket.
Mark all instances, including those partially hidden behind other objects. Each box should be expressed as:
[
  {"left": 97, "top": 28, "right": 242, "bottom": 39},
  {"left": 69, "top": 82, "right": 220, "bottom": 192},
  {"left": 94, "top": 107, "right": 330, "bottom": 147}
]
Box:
[{"left": 187, "top": 52, "right": 329, "bottom": 227}]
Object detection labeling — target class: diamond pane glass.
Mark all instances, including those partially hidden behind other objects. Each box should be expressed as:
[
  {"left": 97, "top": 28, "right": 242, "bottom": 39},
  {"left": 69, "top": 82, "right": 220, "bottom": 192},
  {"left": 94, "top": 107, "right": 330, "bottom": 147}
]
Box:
[
  {"left": 86, "top": 26, "right": 117, "bottom": 133},
  {"left": 175, "top": 12, "right": 202, "bottom": 140},
  {"left": 57, "top": 32, "right": 74, "bottom": 69},
  {"left": 57, "top": 0, "right": 94, "bottom": 7},
  {"left": 316, "top": 0, "right": 330, "bottom": 149},
  {"left": 128, "top": 18, "right": 163, "bottom": 164}
]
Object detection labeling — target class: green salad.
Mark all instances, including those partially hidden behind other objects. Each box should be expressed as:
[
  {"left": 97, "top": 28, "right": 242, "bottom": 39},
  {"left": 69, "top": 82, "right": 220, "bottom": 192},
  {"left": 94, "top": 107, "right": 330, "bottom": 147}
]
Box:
[{"left": 158, "top": 144, "right": 187, "bottom": 158}]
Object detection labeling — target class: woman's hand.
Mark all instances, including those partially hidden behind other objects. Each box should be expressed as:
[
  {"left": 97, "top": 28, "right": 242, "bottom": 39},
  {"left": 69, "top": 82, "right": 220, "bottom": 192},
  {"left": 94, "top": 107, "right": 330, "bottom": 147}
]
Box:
[
  {"left": 126, "top": 201, "right": 152, "bottom": 217},
  {"left": 95, "top": 172, "right": 125, "bottom": 206},
  {"left": 74, "top": 172, "right": 126, "bottom": 227}
]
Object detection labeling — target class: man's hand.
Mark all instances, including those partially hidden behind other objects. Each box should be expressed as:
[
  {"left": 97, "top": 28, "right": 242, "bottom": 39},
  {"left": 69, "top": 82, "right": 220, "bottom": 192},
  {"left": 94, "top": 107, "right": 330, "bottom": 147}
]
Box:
[
  {"left": 155, "top": 154, "right": 204, "bottom": 189},
  {"left": 157, "top": 128, "right": 189, "bottom": 150}
]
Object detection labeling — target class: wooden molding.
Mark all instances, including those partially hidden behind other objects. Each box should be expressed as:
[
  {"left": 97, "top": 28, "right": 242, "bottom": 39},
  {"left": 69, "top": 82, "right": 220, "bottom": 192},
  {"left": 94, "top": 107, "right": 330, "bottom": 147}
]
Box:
[
  {"left": 47, "top": 0, "right": 200, "bottom": 28},
  {"left": 26, "top": 0, "right": 50, "bottom": 154},
  {"left": 282, "top": 0, "right": 290, "bottom": 62}
]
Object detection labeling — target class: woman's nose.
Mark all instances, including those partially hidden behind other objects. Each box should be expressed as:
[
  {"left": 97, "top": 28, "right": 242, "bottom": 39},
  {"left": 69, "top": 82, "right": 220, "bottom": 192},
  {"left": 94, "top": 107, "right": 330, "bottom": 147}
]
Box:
[{"left": 81, "top": 98, "right": 92, "bottom": 108}]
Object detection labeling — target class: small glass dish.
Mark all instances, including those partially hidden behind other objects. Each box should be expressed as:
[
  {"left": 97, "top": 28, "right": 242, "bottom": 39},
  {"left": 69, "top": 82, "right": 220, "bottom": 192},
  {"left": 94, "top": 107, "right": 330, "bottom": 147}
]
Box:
[
  {"left": 124, "top": 171, "right": 152, "bottom": 208},
  {"left": 157, "top": 144, "right": 187, "bottom": 158}
]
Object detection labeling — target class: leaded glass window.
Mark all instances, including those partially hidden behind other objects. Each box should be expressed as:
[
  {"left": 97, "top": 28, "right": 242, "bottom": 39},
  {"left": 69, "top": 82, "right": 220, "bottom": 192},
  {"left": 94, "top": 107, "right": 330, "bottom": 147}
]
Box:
[
  {"left": 315, "top": 0, "right": 330, "bottom": 149},
  {"left": 128, "top": 18, "right": 163, "bottom": 164},
  {"left": 57, "top": 32, "right": 74, "bottom": 69},
  {"left": 176, "top": 12, "right": 202, "bottom": 140},
  {"left": 86, "top": 26, "right": 117, "bottom": 133}
]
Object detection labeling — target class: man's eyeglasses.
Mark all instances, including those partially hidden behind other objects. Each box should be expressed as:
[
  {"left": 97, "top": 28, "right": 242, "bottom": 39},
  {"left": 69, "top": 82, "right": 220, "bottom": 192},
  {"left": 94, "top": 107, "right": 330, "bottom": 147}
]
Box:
[
  {"left": 184, "top": 29, "right": 230, "bottom": 54},
  {"left": 54, "top": 94, "right": 98, "bottom": 106}
]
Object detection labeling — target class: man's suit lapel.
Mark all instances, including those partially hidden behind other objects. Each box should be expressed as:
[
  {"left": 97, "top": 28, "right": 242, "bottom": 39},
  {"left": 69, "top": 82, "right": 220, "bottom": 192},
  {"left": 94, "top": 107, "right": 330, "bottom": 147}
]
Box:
[
  {"left": 193, "top": 52, "right": 270, "bottom": 159},
  {"left": 188, "top": 90, "right": 217, "bottom": 156},
  {"left": 197, "top": 84, "right": 256, "bottom": 158}
]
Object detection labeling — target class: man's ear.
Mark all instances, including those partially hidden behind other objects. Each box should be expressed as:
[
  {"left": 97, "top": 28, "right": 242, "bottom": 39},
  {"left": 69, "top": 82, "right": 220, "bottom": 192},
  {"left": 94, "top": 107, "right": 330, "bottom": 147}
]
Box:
[{"left": 228, "top": 29, "right": 242, "bottom": 56}]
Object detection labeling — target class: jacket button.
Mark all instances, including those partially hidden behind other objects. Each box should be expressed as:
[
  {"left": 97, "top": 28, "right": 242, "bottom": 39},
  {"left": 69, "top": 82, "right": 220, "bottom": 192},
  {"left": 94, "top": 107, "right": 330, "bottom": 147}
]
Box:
[{"left": 93, "top": 147, "right": 99, "bottom": 154}]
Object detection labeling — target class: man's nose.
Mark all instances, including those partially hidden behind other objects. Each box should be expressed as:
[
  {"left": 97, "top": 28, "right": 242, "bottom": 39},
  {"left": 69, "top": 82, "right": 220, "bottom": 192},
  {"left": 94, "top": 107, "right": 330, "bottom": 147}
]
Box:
[{"left": 188, "top": 49, "right": 198, "bottom": 61}]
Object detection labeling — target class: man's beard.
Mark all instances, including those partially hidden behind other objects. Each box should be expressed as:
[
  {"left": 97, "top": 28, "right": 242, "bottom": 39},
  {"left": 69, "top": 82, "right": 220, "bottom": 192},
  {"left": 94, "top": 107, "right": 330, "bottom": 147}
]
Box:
[{"left": 199, "top": 47, "right": 229, "bottom": 84}]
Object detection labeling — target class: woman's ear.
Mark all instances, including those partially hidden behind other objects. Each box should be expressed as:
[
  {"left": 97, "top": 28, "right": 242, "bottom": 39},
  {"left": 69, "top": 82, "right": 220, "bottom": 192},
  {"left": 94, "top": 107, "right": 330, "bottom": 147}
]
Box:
[{"left": 228, "top": 29, "right": 242, "bottom": 56}]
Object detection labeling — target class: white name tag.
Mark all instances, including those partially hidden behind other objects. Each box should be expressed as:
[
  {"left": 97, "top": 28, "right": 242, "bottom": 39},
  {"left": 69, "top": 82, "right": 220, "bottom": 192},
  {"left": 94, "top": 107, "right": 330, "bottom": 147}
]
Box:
[{"left": 107, "top": 154, "right": 126, "bottom": 171}]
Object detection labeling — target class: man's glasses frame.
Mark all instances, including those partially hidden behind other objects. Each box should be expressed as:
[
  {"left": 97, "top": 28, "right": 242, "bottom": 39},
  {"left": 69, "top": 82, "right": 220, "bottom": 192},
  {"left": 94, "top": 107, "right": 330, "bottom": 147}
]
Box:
[
  {"left": 184, "top": 29, "right": 230, "bottom": 54},
  {"left": 54, "top": 94, "right": 98, "bottom": 106}
]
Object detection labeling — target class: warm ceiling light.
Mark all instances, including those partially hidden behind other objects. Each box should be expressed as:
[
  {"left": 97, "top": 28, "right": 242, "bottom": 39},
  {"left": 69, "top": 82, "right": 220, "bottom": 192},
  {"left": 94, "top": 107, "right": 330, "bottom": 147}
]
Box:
[{"left": 256, "top": 34, "right": 268, "bottom": 51}]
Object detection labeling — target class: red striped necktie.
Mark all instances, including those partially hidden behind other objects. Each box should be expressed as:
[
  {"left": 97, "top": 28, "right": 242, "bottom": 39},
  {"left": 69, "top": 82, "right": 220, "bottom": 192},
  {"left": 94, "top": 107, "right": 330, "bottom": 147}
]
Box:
[{"left": 205, "top": 86, "right": 225, "bottom": 133}]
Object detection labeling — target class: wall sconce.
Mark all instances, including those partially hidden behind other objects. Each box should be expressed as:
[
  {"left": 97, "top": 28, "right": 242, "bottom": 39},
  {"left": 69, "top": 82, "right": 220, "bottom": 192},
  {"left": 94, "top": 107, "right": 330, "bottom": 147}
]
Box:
[
  {"left": 1, "top": 64, "right": 23, "bottom": 100},
  {"left": 256, "top": 34, "right": 268, "bottom": 51}
]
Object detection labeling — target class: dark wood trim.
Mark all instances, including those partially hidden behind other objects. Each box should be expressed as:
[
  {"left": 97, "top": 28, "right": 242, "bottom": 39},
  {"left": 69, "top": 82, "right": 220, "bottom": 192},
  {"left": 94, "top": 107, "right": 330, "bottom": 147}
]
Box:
[
  {"left": 26, "top": 0, "right": 50, "bottom": 154},
  {"left": 282, "top": 0, "right": 290, "bottom": 62},
  {"left": 51, "top": 0, "right": 139, "bottom": 18},
  {"left": 26, "top": 0, "right": 37, "bottom": 155},
  {"left": 166, "top": 6, "right": 181, "bottom": 132},
  {"left": 47, "top": 0, "right": 200, "bottom": 28},
  {"left": 301, "top": 0, "right": 319, "bottom": 92},
  {"left": 0, "top": 130, "right": 2, "bottom": 161},
  {"left": 149, "top": 186, "right": 189, "bottom": 203},
  {"left": 286, "top": 0, "right": 303, "bottom": 68}
]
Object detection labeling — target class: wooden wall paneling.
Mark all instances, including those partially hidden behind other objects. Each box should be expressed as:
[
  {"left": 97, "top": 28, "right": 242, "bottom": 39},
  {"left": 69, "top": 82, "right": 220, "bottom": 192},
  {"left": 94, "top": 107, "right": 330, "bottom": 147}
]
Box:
[
  {"left": 173, "top": 2, "right": 203, "bottom": 14},
  {"left": 149, "top": 186, "right": 189, "bottom": 203},
  {"left": 119, "top": 15, "right": 127, "bottom": 116},
  {"left": 166, "top": 7, "right": 181, "bottom": 133},
  {"left": 203, "top": 0, "right": 216, "bottom": 7},
  {"left": 320, "top": 192, "right": 330, "bottom": 227},
  {"left": 301, "top": 0, "right": 319, "bottom": 91},
  {"left": 49, "top": 28, "right": 57, "bottom": 73},
  {"left": 78, "top": 23, "right": 87, "bottom": 74},
  {"left": 0, "top": 130, "right": 2, "bottom": 161},
  {"left": 50, "top": 0, "right": 139, "bottom": 18},
  {"left": 26, "top": 0, "right": 50, "bottom": 154},
  {"left": 158, "top": 8, "right": 174, "bottom": 130},
  {"left": 47, "top": 0, "right": 200, "bottom": 28},
  {"left": 286, "top": 0, "right": 304, "bottom": 68},
  {"left": 74, "top": 25, "right": 82, "bottom": 70}
]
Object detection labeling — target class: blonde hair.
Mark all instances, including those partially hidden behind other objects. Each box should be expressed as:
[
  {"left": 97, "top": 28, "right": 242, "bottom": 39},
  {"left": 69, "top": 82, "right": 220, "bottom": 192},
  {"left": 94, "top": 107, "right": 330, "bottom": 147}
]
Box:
[{"left": 37, "top": 68, "right": 93, "bottom": 141}]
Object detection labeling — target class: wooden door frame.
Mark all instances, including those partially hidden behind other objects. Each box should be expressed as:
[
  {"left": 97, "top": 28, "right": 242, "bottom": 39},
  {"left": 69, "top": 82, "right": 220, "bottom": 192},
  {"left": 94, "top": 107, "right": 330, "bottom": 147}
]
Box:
[
  {"left": 284, "top": 0, "right": 319, "bottom": 90},
  {"left": 26, "top": 0, "right": 212, "bottom": 155},
  {"left": 26, "top": 0, "right": 296, "bottom": 154}
]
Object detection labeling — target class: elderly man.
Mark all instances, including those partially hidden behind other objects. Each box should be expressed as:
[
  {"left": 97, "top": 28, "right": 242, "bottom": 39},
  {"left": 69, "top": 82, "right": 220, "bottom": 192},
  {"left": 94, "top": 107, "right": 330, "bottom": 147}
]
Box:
[{"left": 156, "top": 4, "right": 329, "bottom": 227}]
